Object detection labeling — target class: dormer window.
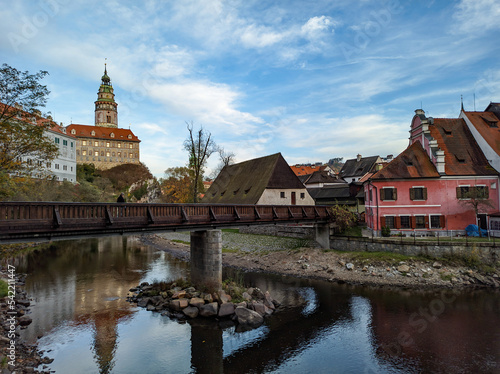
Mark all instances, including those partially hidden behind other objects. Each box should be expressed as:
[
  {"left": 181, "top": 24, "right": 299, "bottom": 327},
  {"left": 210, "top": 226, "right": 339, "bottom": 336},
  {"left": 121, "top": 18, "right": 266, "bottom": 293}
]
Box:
[
  {"left": 91, "top": 131, "right": 95, "bottom": 136},
  {"left": 128, "top": 134, "right": 132, "bottom": 139},
  {"left": 71, "top": 129, "right": 76, "bottom": 135},
  {"left": 110, "top": 132, "right": 115, "bottom": 138}
]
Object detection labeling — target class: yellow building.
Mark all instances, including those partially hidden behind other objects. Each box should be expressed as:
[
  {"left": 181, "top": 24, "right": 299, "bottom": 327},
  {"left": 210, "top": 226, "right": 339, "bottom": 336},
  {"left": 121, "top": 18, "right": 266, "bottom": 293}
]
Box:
[{"left": 67, "top": 65, "right": 140, "bottom": 170}]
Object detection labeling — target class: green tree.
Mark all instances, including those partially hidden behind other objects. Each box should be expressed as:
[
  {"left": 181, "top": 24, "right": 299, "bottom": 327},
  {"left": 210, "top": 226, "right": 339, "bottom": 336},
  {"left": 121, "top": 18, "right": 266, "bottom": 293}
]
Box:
[
  {"left": 0, "top": 63, "right": 58, "bottom": 175},
  {"left": 183, "top": 122, "right": 217, "bottom": 203}
]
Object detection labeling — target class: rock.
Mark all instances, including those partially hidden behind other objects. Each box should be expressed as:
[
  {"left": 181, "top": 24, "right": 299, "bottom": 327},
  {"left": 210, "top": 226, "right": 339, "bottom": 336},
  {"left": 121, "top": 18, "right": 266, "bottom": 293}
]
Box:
[
  {"left": 172, "top": 290, "right": 186, "bottom": 299},
  {"left": 202, "top": 293, "right": 213, "bottom": 303},
  {"left": 199, "top": 302, "right": 219, "bottom": 317},
  {"left": 218, "top": 303, "right": 235, "bottom": 317},
  {"left": 183, "top": 306, "right": 199, "bottom": 318},
  {"left": 137, "top": 297, "right": 151, "bottom": 308},
  {"left": 346, "top": 263, "right": 354, "bottom": 271},
  {"left": 235, "top": 306, "right": 264, "bottom": 328},
  {"left": 19, "top": 315, "right": 32, "bottom": 326},
  {"left": 16, "top": 299, "right": 30, "bottom": 307},
  {"left": 189, "top": 297, "right": 205, "bottom": 308},
  {"left": 397, "top": 265, "right": 410, "bottom": 273},
  {"left": 242, "top": 292, "right": 252, "bottom": 301},
  {"left": 219, "top": 292, "right": 232, "bottom": 304},
  {"left": 252, "top": 288, "right": 265, "bottom": 300},
  {"left": 146, "top": 304, "right": 156, "bottom": 312},
  {"left": 264, "top": 291, "right": 275, "bottom": 310},
  {"left": 338, "top": 260, "right": 346, "bottom": 267},
  {"left": 236, "top": 301, "right": 247, "bottom": 308},
  {"left": 252, "top": 302, "right": 273, "bottom": 317},
  {"left": 433, "top": 261, "right": 442, "bottom": 269},
  {"left": 302, "top": 263, "right": 309, "bottom": 269},
  {"left": 169, "top": 299, "right": 189, "bottom": 311}
]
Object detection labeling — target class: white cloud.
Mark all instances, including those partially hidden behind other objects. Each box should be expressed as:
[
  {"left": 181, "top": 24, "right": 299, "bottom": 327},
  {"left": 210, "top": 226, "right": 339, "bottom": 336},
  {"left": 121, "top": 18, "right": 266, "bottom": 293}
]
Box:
[
  {"left": 240, "top": 24, "right": 287, "bottom": 48},
  {"left": 301, "top": 16, "right": 337, "bottom": 39},
  {"left": 453, "top": 0, "right": 500, "bottom": 34}
]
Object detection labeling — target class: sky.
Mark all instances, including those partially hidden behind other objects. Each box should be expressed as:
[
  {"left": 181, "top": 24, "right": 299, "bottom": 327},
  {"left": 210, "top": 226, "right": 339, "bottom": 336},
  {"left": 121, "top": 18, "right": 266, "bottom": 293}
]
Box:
[{"left": 1, "top": 0, "right": 499, "bottom": 177}]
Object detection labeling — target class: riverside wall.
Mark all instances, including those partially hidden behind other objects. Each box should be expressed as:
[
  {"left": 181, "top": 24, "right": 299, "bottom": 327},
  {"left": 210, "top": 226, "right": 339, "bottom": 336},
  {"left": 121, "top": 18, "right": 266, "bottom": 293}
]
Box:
[
  {"left": 330, "top": 236, "right": 500, "bottom": 265},
  {"left": 239, "top": 224, "right": 315, "bottom": 239}
]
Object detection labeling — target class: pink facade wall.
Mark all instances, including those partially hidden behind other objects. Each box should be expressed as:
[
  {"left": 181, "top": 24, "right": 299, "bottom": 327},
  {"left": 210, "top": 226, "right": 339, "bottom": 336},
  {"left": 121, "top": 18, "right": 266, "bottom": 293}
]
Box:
[{"left": 365, "top": 178, "right": 499, "bottom": 232}]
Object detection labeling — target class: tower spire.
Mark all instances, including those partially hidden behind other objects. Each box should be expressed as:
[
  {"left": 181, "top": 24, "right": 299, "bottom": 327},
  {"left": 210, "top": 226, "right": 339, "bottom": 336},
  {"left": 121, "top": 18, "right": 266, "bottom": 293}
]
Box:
[
  {"left": 461, "top": 95, "right": 464, "bottom": 112},
  {"left": 95, "top": 61, "right": 118, "bottom": 128}
]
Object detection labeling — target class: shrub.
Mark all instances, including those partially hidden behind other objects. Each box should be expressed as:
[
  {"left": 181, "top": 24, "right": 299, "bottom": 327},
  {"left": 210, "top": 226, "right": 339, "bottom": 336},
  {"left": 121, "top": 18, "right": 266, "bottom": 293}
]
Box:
[{"left": 381, "top": 226, "right": 391, "bottom": 237}]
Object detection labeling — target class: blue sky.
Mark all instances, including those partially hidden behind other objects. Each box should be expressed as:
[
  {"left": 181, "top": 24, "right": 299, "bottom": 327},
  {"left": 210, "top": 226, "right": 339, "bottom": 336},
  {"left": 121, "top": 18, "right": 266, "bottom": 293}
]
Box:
[{"left": 1, "top": 0, "right": 499, "bottom": 177}]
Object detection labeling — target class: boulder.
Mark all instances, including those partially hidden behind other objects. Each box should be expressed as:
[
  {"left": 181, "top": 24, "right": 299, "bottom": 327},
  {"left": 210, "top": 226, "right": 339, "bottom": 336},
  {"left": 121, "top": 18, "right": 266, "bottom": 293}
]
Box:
[
  {"left": 172, "top": 290, "right": 186, "bottom": 299},
  {"left": 137, "top": 297, "right": 151, "bottom": 308},
  {"left": 189, "top": 297, "right": 205, "bottom": 308},
  {"left": 252, "top": 302, "right": 272, "bottom": 317},
  {"left": 235, "top": 306, "right": 264, "bottom": 328},
  {"left": 183, "top": 306, "right": 199, "bottom": 319},
  {"left": 170, "top": 298, "right": 189, "bottom": 311},
  {"left": 397, "top": 265, "right": 410, "bottom": 273},
  {"left": 199, "top": 302, "right": 219, "bottom": 317},
  {"left": 242, "top": 292, "right": 252, "bottom": 301},
  {"left": 263, "top": 292, "right": 275, "bottom": 310},
  {"left": 19, "top": 315, "right": 32, "bottom": 326},
  {"left": 218, "top": 302, "right": 235, "bottom": 317}
]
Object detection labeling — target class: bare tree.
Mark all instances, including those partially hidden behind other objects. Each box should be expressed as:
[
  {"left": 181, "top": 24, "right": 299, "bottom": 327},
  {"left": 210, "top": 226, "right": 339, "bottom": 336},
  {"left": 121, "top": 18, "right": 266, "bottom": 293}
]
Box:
[
  {"left": 209, "top": 146, "right": 235, "bottom": 179},
  {"left": 458, "top": 186, "right": 495, "bottom": 236},
  {"left": 183, "top": 121, "right": 217, "bottom": 203}
]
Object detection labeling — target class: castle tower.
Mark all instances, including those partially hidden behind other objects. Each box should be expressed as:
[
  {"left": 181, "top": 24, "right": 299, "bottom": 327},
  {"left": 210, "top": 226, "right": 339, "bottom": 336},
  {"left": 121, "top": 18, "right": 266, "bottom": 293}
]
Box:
[{"left": 94, "top": 64, "right": 118, "bottom": 128}]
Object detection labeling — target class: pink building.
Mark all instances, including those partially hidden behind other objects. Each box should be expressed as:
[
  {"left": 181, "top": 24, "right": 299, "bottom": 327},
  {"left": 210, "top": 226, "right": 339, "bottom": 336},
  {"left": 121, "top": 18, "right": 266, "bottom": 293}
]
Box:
[{"left": 365, "top": 109, "right": 500, "bottom": 236}]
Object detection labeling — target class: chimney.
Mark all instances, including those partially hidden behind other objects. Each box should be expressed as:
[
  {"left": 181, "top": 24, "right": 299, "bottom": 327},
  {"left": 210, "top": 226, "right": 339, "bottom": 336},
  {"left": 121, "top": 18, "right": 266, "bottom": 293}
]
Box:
[
  {"left": 356, "top": 154, "right": 362, "bottom": 162},
  {"left": 415, "top": 109, "right": 425, "bottom": 115},
  {"left": 436, "top": 149, "right": 445, "bottom": 174}
]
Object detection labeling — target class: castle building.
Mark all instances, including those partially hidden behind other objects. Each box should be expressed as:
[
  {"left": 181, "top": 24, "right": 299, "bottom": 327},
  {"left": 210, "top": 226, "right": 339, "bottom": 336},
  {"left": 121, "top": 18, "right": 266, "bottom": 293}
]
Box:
[{"left": 67, "top": 65, "right": 140, "bottom": 170}]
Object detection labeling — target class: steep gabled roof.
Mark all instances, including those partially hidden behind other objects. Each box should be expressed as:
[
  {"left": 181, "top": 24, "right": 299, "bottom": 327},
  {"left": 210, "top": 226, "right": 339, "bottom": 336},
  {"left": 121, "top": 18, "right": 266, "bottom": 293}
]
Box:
[
  {"left": 339, "top": 156, "right": 380, "bottom": 179},
  {"left": 66, "top": 124, "right": 140, "bottom": 142},
  {"left": 463, "top": 110, "right": 500, "bottom": 159},
  {"left": 371, "top": 141, "right": 440, "bottom": 180},
  {"left": 202, "top": 153, "right": 304, "bottom": 204},
  {"left": 430, "top": 118, "right": 495, "bottom": 176}
]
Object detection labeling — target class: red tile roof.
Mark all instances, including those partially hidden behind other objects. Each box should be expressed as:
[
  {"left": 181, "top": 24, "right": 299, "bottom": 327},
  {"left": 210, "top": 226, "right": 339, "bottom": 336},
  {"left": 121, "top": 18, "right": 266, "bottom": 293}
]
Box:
[
  {"left": 66, "top": 124, "right": 140, "bottom": 142},
  {"left": 429, "top": 118, "right": 495, "bottom": 175},
  {"left": 371, "top": 141, "right": 440, "bottom": 180},
  {"left": 290, "top": 164, "right": 326, "bottom": 176},
  {"left": 463, "top": 111, "right": 500, "bottom": 158}
]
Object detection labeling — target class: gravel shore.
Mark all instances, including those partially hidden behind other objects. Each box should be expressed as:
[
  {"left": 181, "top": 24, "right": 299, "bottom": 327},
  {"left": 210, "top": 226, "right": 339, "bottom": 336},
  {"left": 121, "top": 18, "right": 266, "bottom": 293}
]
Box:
[{"left": 143, "top": 231, "right": 500, "bottom": 289}]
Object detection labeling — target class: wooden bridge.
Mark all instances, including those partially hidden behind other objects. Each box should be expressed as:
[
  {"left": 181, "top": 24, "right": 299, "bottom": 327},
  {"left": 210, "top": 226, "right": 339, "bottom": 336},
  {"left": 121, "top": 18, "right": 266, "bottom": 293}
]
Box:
[{"left": 0, "top": 202, "right": 333, "bottom": 244}]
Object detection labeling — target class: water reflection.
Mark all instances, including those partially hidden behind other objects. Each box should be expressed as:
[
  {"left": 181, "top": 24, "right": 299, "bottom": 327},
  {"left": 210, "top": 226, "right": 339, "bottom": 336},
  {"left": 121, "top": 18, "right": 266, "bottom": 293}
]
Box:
[{"left": 9, "top": 237, "right": 500, "bottom": 373}]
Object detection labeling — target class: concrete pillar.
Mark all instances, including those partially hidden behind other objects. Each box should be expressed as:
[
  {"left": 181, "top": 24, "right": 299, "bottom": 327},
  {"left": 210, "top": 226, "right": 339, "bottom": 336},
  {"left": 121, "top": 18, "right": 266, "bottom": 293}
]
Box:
[
  {"left": 315, "top": 223, "right": 331, "bottom": 249},
  {"left": 190, "top": 230, "right": 222, "bottom": 291}
]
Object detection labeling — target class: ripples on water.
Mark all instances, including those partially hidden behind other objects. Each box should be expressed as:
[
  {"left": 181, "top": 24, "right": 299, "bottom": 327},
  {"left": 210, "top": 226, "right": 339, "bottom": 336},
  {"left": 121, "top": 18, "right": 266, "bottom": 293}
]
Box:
[{"left": 9, "top": 236, "right": 500, "bottom": 373}]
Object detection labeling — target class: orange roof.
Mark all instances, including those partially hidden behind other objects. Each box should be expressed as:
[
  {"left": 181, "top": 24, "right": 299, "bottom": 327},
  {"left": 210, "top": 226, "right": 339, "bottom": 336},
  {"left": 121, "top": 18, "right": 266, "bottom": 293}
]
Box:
[
  {"left": 429, "top": 118, "right": 494, "bottom": 176},
  {"left": 0, "top": 102, "right": 75, "bottom": 138},
  {"left": 290, "top": 164, "right": 325, "bottom": 176},
  {"left": 463, "top": 111, "right": 500, "bottom": 158},
  {"left": 66, "top": 124, "right": 140, "bottom": 142}
]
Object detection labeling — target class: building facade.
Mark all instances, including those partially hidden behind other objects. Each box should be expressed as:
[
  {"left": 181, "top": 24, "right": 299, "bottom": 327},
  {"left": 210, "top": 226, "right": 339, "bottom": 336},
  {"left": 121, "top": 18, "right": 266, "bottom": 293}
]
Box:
[
  {"left": 365, "top": 109, "right": 499, "bottom": 236},
  {"left": 66, "top": 65, "right": 140, "bottom": 170}
]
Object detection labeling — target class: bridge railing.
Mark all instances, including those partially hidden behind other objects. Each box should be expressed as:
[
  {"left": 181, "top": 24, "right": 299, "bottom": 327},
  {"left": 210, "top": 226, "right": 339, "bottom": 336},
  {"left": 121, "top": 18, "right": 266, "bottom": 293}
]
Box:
[{"left": 0, "top": 202, "right": 332, "bottom": 241}]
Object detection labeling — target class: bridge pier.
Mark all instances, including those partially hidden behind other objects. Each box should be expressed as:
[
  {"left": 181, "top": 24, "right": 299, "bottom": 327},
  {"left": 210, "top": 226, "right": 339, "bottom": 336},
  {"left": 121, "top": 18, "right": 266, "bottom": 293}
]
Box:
[
  {"left": 190, "top": 230, "right": 222, "bottom": 291},
  {"left": 314, "top": 223, "right": 331, "bottom": 249}
]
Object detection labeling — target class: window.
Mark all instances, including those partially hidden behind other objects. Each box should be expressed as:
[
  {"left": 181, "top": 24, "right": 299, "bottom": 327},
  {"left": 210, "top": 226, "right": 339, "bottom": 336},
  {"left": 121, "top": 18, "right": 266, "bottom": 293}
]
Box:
[
  {"left": 456, "top": 186, "right": 470, "bottom": 199},
  {"left": 380, "top": 187, "right": 397, "bottom": 201},
  {"left": 118, "top": 143, "right": 121, "bottom": 148},
  {"left": 91, "top": 131, "right": 95, "bottom": 136},
  {"left": 301, "top": 193, "right": 305, "bottom": 199},
  {"left": 400, "top": 215, "right": 411, "bottom": 229},
  {"left": 410, "top": 187, "right": 427, "bottom": 200},
  {"left": 63, "top": 140, "right": 68, "bottom": 146},
  {"left": 94, "top": 151, "right": 99, "bottom": 156},
  {"left": 430, "top": 215, "right": 443, "bottom": 229},
  {"left": 71, "top": 142, "right": 73, "bottom": 147},
  {"left": 415, "top": 216, "right": 425, "bottom": 229},
  {"left": 369, "top": 189, "right": 372, "bottom": 201},
  {"left": 475, "top": 186, "right": 489, "bottom": 199},
  {"left": 106, "top": 151, "right": 110, "bottom": 157},
  {"left": 71, "top": 129, "right": 76, "bottom": 135},
  {"left": 110, "top": 133, "right": 115, "bottom": 138},
  {"left": 82, "top": 150, "right": 87, "bottom": 156},
  {"left": 55, "top": 164, "right": 59, "bottom": 169},
  {"left": 385, "top": 216, "right": 395, "bottom": 229},
  {"left": 117, "top": 152, "right": 121, "bottom": 157},
  {"left": 129, "top": 143, "right": 133, "bottom": 149},
  {"left": 82, "top": 140, "right": 87, "bottom": 146},
  {"left": 94, "top": 141, "right": 99, "bottom": 147},
  {"left": 63, "top": 165, "right": 67, "bottom": 171},
  {"left": 46, "top": 162, "right": 51, "bottom": 168},
  {"left": 129, "top": 153, "right": 133, "bottom": 158},
  {"left": 54, "top": 137, "right": 60, "bottom": 144},
  {"left": 280, "top": 192, "right": 286, "bottom": 198},
  {"left": 128, "top": 134, "right": 132, "bottom": 139}
]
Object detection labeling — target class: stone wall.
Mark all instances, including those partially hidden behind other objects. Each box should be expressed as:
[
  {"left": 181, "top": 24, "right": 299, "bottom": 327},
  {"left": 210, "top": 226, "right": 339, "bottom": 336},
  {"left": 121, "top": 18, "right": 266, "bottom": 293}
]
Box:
[
  {"left": 330, "top": 236, "right": 500, "bottom": 265},
  {"left": 239, "top": 224, "right": 315, "bottom": 239}
]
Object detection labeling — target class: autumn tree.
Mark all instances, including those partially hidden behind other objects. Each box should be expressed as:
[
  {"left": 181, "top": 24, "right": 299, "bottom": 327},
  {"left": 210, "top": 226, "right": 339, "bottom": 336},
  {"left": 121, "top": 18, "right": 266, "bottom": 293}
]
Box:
[
  {"left": 0, "top": 63, "right": 58, "bottom": 175},
  {"left": 183, "top": 122, "right": 217, "bottom": 203},
  {"left": 329, "top": 204, "right": 357, "bottom": 234},
  {"left": 160, "top": 166, "right": 193, "bottom": 203}
]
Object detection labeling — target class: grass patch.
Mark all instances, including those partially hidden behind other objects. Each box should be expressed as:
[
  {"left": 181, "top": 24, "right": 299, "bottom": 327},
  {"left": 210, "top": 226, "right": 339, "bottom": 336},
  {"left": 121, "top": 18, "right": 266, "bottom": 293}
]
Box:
[
  {"left": 440, "top": 272, "right": 453, "bottom": 282},
  {"left": 222, "top": 247, "right": 240, "bottom": 254},
  {"left": 0, "top": 280, "right": 8, "bottom": 298},
  {"left": 339, "top": 226, "right": 363, "bottom": 237},
  {"left": 222, "top": 228, "right": 239, "bottom": 234},
  {"left": 326, "top": 249, "right": 428, "bottom": 265},
  {"left": 0, "top": 242, "right": 52, "bottom": 259}
]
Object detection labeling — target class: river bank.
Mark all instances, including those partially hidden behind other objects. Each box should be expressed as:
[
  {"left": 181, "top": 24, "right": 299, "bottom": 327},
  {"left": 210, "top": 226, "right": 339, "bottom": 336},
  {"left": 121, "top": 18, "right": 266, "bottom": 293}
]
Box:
[{"left": 142, "top": 232, "right": 500, "bottom": 289}]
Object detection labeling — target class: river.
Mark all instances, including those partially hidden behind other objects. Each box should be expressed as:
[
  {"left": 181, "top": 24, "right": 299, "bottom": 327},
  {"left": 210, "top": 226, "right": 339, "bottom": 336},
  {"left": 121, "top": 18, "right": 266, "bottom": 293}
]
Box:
[{"left": 9, "top": 236, "right": 500, "bottom": 373}]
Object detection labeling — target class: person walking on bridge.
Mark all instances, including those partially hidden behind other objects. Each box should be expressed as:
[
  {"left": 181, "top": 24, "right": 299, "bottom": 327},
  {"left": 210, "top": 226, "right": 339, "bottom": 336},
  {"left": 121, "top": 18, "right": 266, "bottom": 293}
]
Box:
[{"left": 117, "top": 193, "right": 125, "bottom": 203}]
